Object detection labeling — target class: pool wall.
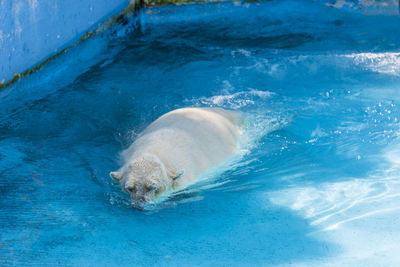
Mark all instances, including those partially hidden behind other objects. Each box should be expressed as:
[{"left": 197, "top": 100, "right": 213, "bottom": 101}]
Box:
[{"left": 0, "top": 0, "right": 132, "bottom": 84}]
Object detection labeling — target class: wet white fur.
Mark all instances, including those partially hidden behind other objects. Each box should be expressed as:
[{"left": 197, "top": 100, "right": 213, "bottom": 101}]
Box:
[{"left": 111, "top": 107, "right": 242, "bottom": 202}]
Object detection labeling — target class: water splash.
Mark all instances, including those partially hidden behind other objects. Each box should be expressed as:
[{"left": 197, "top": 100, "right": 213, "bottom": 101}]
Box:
[
  {"left": 344, "top": 52, "right": 400, "bottom": 76},
  {"left": 121, "top": 107, "right": 289, "bottom": 210},
  {"left": 187, "top": 88, "right": 274, "bottom": 109}
]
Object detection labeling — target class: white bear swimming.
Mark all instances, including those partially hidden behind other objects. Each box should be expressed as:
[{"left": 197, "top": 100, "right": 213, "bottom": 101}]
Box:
[{"left": 110, "top": 107, "right": 242, "bottom": 204}]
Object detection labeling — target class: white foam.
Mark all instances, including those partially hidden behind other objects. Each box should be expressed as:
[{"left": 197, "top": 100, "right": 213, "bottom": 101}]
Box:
[
  {"left": 188, "top": 88, "right": 274, "bottom": 109},
  {"left": 344, "top": 52, "right": 400, "bottom": 76}
]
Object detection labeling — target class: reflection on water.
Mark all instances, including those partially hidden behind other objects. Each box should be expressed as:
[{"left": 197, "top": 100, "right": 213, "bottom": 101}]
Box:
[{"left": 267, "top": 142, "right": 400, "bottom": 266}]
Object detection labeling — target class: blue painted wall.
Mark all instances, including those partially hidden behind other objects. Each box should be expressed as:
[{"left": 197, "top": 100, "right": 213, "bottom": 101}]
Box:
[{"left": 0, "top": 0, "right": 131, "bottom": 84}]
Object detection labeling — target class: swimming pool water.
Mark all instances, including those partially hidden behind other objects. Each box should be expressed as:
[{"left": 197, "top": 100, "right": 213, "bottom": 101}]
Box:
[{"left": 2, "top": 0, "right": 400, "bottom": 265}]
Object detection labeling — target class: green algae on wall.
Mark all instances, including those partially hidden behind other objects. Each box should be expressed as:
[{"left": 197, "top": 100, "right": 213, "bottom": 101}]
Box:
[{"left": 143, "top": 0, "right": 234, "bottom": 6}]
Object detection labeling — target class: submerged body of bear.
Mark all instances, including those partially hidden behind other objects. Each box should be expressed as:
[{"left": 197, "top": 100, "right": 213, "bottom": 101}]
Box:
[{"left": 110, "top": 107, "right": 242, "bottom": 204}]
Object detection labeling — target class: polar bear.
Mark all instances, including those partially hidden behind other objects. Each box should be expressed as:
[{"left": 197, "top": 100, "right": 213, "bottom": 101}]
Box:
[{"left": 110, "top": 107, "right": 242, "bottom": 204}]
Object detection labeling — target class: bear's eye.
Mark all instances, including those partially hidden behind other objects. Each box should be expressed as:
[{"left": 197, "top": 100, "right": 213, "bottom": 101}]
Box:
[
  {"left": 126, "top": 185, "right": 136, "bottom": 193},
  {"left": 144, "top": 185, "right": 155, "bottom": 192}
]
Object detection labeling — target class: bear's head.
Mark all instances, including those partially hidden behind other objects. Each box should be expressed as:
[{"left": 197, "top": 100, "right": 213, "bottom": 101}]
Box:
[{"left": 110, "top": 154, "right": 182, "bottom": 205}]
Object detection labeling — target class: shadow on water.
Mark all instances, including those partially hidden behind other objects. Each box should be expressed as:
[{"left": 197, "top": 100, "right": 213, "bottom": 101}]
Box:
[{"left": 102, "top": 194, "right": 335, "bottom": 266}]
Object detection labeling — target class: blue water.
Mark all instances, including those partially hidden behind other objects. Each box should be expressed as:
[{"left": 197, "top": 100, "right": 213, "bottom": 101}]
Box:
[{"left": 2, "top": 1, "right": 400, "bottom": 265}]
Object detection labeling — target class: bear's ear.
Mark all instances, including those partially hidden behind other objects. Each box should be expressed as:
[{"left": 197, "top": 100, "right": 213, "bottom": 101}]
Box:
[
  {"left": 170, "top": 169, "right": 184, "bottom": 181},
  {"left": 110, "top": 171, "right": 123, "bottom": 181}
]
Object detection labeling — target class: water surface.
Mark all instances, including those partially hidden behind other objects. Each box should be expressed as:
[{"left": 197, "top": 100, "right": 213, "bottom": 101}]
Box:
[{"left": 2, "top": 1, "right": 400, "bottom": 266}]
